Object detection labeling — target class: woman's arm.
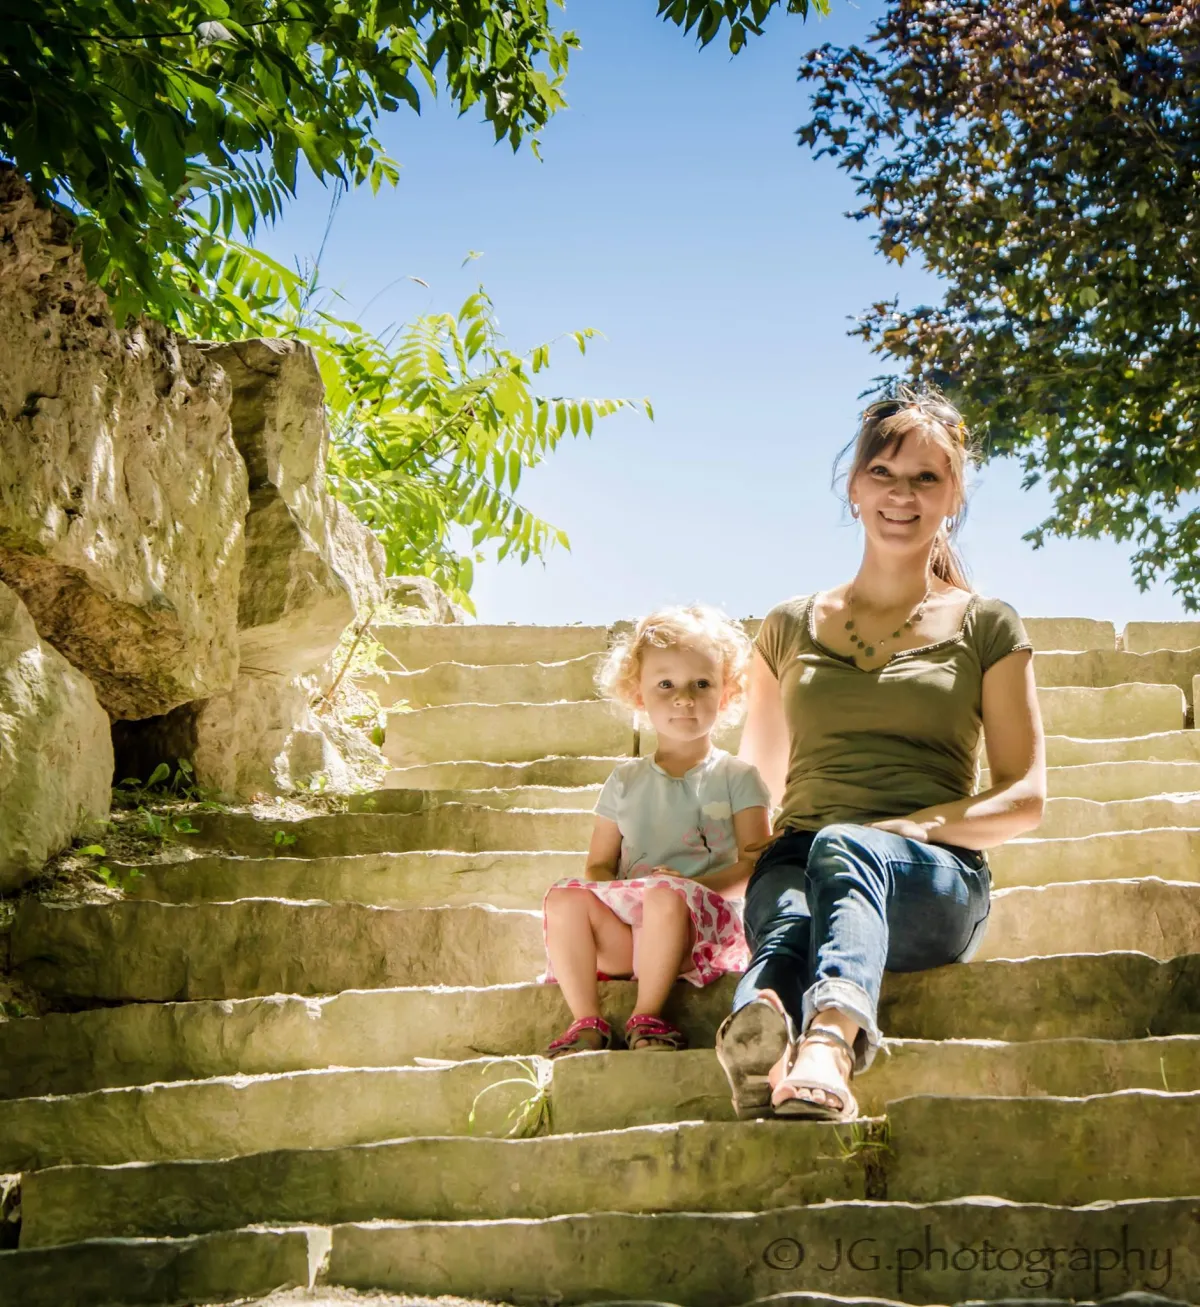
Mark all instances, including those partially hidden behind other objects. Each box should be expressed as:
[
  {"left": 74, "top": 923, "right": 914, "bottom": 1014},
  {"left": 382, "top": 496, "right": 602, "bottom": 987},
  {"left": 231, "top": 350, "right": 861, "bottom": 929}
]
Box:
[
  {"left": 689, "top": 805, "right": 773, "bottom": 897},
  {"left": 872, "top": 648, "right": 1046, "bottom": 850},
  {"left": 737, "top": 648, "right": 790, "bottom": 810},
  {"left": 582, "top": 817, "right": 623, "bottom": 881}
]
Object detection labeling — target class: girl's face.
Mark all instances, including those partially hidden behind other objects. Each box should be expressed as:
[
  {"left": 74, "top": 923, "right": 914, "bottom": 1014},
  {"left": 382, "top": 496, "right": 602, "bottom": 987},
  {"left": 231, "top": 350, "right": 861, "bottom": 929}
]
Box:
[
  {"left": 636, "top": 641, "right": 727, "bottom": 744},
  {"left": 849, "top": 430, "right": 960, "bottom": 556}
]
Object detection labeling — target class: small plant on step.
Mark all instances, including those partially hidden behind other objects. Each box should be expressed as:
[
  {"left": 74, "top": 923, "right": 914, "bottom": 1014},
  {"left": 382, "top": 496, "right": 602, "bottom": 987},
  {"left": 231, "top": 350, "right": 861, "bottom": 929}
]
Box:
[
  {"left": 272, "top": 830, "right": 298, "bottom": 855},
  {"left": 833, "top": 1118, "right": 890, "bottom": 1200},
  {"left": 77, "top": 845, "right": 145, "bottom": 895},
  {"left": 468, "top": 1057, "right": 553, "bottom": 1139}
]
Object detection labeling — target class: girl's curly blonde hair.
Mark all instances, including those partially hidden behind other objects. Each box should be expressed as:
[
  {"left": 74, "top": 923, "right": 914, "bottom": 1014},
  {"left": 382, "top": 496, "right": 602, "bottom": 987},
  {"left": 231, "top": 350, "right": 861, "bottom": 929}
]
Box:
[{"left": 597, "top": 604, "right": 753, "bottom": 727}]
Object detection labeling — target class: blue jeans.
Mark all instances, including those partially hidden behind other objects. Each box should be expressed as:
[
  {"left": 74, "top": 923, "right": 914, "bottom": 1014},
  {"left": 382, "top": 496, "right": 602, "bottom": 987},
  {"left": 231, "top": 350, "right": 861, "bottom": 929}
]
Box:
[{"left": 733, "top": 822, "right": 991, "bottom": 1071}]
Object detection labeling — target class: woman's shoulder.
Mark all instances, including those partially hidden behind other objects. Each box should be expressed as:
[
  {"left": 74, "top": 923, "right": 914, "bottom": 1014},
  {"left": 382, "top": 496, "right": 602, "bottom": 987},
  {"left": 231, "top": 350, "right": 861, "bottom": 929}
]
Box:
[
  {"left": 964, "top": 593, "right": 1033, "bottom": 669},
  {"left": 754, "top": 595, "right": 813, "bottom": 670}
]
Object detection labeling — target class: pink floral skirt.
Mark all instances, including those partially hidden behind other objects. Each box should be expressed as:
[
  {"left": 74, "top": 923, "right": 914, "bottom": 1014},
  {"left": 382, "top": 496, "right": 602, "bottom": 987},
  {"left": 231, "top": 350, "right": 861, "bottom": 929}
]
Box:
[{"left": 539, "top": 874, "right": 748, "bottom": 988}]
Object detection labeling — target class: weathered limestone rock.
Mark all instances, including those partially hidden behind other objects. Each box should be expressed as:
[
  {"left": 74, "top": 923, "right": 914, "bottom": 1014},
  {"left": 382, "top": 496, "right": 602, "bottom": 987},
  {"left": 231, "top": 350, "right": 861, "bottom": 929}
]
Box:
[
  {"left": 197, "top": 339, "right": 384, "bottom": 678},
  {"left": 0, "top": 580, "right": 111, "bottom": 889},
  {"left": 384, "top": 574, "right": 465, "bottom": 624},
  {"left": 0, "top": 169, "right": 247, "bottom": 718}
]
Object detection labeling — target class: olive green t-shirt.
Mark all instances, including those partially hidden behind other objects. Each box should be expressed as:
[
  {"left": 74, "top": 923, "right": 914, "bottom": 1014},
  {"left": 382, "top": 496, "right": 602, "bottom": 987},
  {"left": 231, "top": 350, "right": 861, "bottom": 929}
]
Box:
[{"left": 755, "top": 593, "right": 1032, "bottom": 832}]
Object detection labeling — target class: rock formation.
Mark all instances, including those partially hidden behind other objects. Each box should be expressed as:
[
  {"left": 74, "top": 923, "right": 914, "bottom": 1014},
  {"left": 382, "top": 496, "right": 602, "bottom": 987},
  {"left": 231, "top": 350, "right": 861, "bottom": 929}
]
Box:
[{"left": 0, "top": 581, "right": 111, "bottom": 889}]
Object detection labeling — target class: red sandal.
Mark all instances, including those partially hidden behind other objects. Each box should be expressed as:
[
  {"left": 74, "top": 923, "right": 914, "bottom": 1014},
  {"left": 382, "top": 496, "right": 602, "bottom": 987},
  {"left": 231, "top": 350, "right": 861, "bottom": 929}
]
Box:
[
  {"left": 546, "top": 1016, "right": 615, "bottom": 1059},
  {"left": 624, "top": 1013, "right": 688, "bottom": 1052}
]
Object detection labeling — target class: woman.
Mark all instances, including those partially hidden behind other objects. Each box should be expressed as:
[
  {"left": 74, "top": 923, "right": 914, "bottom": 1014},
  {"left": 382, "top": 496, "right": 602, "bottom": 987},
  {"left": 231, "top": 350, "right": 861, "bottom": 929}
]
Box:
[{"left": 716, "top": 388, "right": 1046, "bottom": 1122}]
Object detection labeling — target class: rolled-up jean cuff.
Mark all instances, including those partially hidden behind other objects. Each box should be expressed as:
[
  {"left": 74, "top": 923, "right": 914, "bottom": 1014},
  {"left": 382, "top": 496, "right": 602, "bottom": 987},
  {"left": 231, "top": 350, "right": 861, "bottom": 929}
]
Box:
[{"left": 802, "top": 979, "right": 881, "bottom": 1073}]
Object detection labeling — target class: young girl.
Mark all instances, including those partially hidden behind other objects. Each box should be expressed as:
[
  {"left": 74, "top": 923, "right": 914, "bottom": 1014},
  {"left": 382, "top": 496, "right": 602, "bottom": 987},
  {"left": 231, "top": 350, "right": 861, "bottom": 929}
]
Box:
[{"left": 541, "top": 605, "right": 773, "bottom": 1056}]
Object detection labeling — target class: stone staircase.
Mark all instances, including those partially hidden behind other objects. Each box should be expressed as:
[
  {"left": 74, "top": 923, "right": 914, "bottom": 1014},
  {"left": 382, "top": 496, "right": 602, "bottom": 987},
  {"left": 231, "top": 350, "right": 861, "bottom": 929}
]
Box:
[{"left": 3, "top": 615, "right": 1200, "bottom": 1306}]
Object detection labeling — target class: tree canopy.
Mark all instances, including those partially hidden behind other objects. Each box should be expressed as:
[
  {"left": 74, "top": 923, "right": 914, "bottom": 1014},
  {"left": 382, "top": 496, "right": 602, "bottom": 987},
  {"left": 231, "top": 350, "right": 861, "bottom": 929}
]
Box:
[
  {"left": 797, "top": 2, "right": 1200, "bottom": 607},
  {"left": 1, "top": 0, "right": 578, "bottom": 321}
]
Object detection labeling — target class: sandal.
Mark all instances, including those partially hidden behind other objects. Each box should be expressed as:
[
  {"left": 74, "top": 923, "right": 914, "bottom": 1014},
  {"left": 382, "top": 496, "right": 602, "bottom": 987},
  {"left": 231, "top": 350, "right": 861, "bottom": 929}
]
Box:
[
  {"left": 715, "top": 991, "right": 795, "bottom": 1119},
  {"left": 546, "top": 1016, "right": 615, "bottom": 1059},
  {"left": 770, "top": 1025, "right": 859, "bottom": 1122},
  {"left": 624, "top": 1013, "right": 687, "bottom": 1052}
]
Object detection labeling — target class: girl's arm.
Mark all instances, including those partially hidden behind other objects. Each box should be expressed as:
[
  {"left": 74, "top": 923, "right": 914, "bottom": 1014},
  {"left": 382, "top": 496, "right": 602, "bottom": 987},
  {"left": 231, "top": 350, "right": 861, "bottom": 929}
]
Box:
[
  {"left": 582, "top": 816, "right": 624, "bottom": 881},
  {"left": 690, "top": 805, "right": 773, "bottom": 897},
  {"left": 872, "top": 648, "right": 1046, "bottom": 850},
  {"left": 737, "top": 648, "right": 790, "bottom": 810}
]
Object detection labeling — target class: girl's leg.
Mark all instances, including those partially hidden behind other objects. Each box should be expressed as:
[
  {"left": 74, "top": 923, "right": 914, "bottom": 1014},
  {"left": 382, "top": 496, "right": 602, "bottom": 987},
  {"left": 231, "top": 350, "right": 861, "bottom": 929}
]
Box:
[
  {"left": 630, "top": 884, "right": 694, "bottom": 1020},
  {"left": 544, "top": 887, "right": 633, "bottom": 1020},
  {"left": 781, "top": 822, "right": 990, "bottom": 1110}
]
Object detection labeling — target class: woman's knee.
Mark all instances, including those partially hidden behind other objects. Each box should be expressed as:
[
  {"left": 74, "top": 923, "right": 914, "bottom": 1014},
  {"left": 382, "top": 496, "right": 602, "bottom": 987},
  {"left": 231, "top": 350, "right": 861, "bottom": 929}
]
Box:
[{"left": 807, "top": 823, "right": 883, "bottom": 882}]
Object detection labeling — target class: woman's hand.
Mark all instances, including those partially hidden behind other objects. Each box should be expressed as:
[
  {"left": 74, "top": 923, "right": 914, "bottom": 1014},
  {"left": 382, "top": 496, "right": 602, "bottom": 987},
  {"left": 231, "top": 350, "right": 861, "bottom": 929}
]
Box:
[
  {"left": 649, "top": 865, "right": 686, "bottom": 878},
  {"left": 869, "top": 817, "right": 934, "bottom": 843}
]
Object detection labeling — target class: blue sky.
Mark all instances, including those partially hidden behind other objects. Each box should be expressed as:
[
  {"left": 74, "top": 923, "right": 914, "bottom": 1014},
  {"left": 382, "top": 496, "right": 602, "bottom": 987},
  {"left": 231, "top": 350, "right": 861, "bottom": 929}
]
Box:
[{"left": 261, "top": 0, "right": 1189, "bottom": 626}]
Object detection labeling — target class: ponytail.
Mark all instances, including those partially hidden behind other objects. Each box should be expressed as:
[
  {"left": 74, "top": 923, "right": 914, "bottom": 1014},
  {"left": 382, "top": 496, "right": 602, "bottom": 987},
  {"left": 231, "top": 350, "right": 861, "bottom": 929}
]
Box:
[{"left": 931, "top": 525, "right": 972, "bottom": 591}]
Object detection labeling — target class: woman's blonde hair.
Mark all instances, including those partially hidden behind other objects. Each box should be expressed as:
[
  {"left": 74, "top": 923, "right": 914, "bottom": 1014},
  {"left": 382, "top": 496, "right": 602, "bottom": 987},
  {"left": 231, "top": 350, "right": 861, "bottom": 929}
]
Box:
[
  {"left": 837, "top": 384, "right": 980, "bottom": 591},
  {"left": 598, "top": 604, "right": 753, "bottom": 726}
]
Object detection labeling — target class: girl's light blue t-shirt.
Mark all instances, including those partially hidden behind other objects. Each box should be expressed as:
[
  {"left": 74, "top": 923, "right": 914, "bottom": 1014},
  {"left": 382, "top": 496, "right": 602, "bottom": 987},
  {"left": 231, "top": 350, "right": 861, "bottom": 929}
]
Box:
[{"left": 595, "top": 748, "right": 771, "bottom": 880}]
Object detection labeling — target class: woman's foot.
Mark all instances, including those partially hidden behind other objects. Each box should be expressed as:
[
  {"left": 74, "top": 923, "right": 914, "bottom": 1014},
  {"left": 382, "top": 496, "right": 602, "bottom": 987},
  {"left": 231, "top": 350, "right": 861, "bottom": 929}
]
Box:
[
  {"left": 624, "top": 1013, "right": 687, "bottom": 1051},
  {"left": 770, "top": 1025, "right": 859, "bottom": 1121},
  {"left": 546, "top": 1016, "right": 614, "bottom": 1059},
  {"left": 715, "top": 989, "right": 794, "bottom": 1118}
]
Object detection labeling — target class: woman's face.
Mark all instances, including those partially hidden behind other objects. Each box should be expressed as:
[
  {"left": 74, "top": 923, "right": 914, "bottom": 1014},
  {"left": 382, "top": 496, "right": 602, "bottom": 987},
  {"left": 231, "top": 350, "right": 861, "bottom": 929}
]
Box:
[{"left": 849, "top": 431, "right": 960, "bottom": 556}]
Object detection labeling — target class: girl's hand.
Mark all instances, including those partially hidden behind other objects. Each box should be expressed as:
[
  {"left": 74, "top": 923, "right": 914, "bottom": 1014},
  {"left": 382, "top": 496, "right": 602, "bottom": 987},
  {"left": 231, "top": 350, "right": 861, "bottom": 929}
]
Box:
[
  {"left": 649, "top": 865, "right": 686, "bottom": 878},
  {"left": 869, "top": 817, "right": 933, "bottom": 843}
]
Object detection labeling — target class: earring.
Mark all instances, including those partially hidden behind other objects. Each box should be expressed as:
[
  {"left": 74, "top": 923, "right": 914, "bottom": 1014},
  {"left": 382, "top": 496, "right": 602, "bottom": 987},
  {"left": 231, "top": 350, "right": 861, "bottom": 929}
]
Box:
[{"left": 849, "top": 503, "right": 860, "bottom": 520}]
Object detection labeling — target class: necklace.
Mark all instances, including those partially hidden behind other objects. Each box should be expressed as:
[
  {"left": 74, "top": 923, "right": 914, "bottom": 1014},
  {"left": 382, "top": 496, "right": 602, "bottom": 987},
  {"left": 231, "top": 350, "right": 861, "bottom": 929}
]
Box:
[{"left": 844, "top": 585, "right": 931, "bottom": 660}]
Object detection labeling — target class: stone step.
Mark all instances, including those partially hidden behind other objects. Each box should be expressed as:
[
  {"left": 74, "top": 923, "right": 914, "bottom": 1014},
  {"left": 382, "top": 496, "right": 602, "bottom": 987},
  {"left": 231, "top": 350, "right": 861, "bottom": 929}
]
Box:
[
  {"left": 14, "top": 880, "right": 1200, "bottom": 1003},
  {"left": 374, "top": 623, "right": 609, "bottom": 670},
  {"left": 370, "top": 648, "right": 1200, "bottom": 710},
  {"left": 3, "top": 954, "right": 1198, "bottom": 1100},
  {"left": 7, "top": 1036, "right": 1200, "bottom": 1173},
  {"left": 980, "top": 879, "right": 1200, "bottom": 963},
  {"left": 365, "top": 784, "right": 601, "bottom": 811},
  {"left": 10, "top": 899, "right": 545, "bottom": 1001},
  {"left": 1024, "top": 616, "right": 1116, "bottom": 650},
  {"left": 187, "top": 804, "right": 594, "bottom": 857},
  {"left": 322, "top": 1200, "right": 1197, "bottom": 1304},
  {"left": 886, "top": 1090, "right": 1200, "bottom": 1205},
  {"left": 366, "top": 654, "right": 602, "bottom": 708},
  {"left": 123, "top": 828, "right": 1200, "bottom": 911},
  {"left": 18, "top": 1120, "right": 868, "bottom": 1249},
  {"left": 0, "top": 1227, "right": 320, "bottom": 1307},
  {"left": 646, "top": 685, "right": 1189, "bottom": 755},
  {"left": 125, "top": 851, "right": 579, "bottom": 910},
  {"left": 1125, "top": 620, "right": 1200, "bottom": 653},
  {"left": 175, "top": 789, "right": 1199, "bottom": 860},
  {"left": 549, "top": 1035, "right": 1200, "bottom": 1135},
  {"left": 989, "top": 828, "right": 1200, "bottom": 889},
  {"left": 21, "top": 1091, "right": 1200, "bottom": 1249},
  {"left": 384, "top": 701, "right": 634, "bottom": 765},
  {"left": 1038, "top": 794, "right": 1200, "bottom": 838},
  {"left": 991, "top": 759, "right": 1200, "bottom": 802},
  {"left": 1035, "top": 649, "right": 1200, "bottom": 698},
  {"left": 385, "top": 734, "right": 1200, "bottom": 790},
  {"left": 382, "top": 756, "right": 620, "bottom": 790},
  {"left": 1045, "top": 730, "right": 1200, "bottom": 766}
]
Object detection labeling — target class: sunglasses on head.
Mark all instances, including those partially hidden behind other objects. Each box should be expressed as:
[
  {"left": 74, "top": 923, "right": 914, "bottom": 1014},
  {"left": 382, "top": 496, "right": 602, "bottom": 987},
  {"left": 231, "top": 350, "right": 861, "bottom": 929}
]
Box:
[{"left": 862, "top": 397, "right": 968, "bottom": 444}]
